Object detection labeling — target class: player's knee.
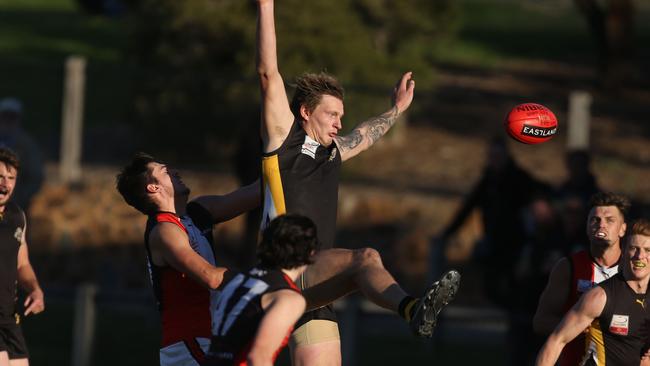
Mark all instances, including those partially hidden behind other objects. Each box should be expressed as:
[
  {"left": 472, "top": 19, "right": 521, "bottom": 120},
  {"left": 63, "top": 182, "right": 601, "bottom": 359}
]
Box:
[{"left": 353, "top": 247, "right": 382, "bottom": 268}]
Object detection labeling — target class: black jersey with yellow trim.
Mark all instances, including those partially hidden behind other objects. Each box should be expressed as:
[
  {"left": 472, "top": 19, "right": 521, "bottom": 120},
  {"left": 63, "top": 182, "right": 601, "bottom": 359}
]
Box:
[
  {"left": 0, "top": 202, "right": 25, "bottom": 324},
  {"left": 261, "top": 120, "right": 341, "bottom": 249},
  {"left": 583, "top": 273, "right": 650, "bottom": 366}
]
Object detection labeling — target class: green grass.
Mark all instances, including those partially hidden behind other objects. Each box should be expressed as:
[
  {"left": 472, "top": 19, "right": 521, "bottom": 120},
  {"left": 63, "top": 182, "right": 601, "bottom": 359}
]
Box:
[
  {"left": 431, "top": 0, "right": 650, "bottom": 67},
  {"left": 0, "top": 0, "right": 130, "bottom": 140}
]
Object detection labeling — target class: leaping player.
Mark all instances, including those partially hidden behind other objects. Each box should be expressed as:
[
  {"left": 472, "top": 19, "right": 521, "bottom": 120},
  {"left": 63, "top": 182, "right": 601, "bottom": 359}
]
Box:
[{"left": 255, "top": 1, "right": 460, "bottom": 365}]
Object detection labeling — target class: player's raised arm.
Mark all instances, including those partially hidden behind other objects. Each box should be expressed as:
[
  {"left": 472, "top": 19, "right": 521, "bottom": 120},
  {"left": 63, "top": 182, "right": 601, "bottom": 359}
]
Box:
[
  {"left": 333, "top": 71, "right": 415, "bottom": 161},
  {"left": 536, "top": 286, "right": 606, "bottom": 366},
  {"left": 191, "top": 179, "right": 260, "bottom": 224},
  {"left": 256, "top": 0, "right": 294, "bottom": 152}
]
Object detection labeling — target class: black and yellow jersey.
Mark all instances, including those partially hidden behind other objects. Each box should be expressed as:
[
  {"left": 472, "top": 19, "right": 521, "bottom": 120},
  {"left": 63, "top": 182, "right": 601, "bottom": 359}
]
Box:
[
  {"left": 0, "top": 202, "right": 25, "bottom": 325},
  {"left": 261, "top": 120, "right": 341, "bottom": 249},
  {"left": 582, "top": 273, "right": 650, "bottom": 366}
]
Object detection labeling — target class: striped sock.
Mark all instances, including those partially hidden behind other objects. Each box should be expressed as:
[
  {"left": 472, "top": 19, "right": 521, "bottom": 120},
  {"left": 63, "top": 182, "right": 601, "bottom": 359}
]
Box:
[{"left": 398, "top": 296, "right": 418, "bottom": 322}]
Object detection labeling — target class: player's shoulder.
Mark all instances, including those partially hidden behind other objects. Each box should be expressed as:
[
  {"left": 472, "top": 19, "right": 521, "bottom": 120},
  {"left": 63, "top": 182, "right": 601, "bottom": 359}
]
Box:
[
  {"left": 149, "top": 219, "right": 187, "bottom": 245},
  {"left": 268, "top": 289, "right": 305, "bottom": 307},
  {"left": 583, "top": 283, "right": 608, "bottom": 303}
]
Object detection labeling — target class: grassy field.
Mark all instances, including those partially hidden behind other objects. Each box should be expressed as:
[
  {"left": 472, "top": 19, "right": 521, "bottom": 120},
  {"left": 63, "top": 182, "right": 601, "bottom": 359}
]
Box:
[{"left": 435, "top": 0, "right": 650, "bottom": 66}]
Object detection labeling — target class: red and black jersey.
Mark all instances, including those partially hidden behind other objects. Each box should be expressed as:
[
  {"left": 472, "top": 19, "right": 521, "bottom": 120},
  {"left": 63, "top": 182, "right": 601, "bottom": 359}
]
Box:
[
  {"left": 560, "top": 250, "right": 619, "bottom": 366},
  {"left": 204, "top": 267, "right": 301, "bottom": 366},
  {"left": 0, "top": 202, "right": 25, "bottom": 325},
  {"left": 582, "top": 273, "right": 650, "bottom": 365},
  {"left": 144, "top": 202, "right": 218, "bottom": 348}
]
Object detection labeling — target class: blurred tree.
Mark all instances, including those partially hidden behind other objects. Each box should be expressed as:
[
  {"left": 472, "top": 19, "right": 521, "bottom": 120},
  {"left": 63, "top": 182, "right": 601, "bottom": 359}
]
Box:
[
  {"left": 574, "top": 0, "right": 636, "bottom": 86},
  {"left": 125, "top": 0, "right": 458, "bottom": 162},
  {"left": 353, "top": 0, "right": 459, "bottom": 55},
  {"left": 125, "top": 0, "right": 257, "bottom": 163}
]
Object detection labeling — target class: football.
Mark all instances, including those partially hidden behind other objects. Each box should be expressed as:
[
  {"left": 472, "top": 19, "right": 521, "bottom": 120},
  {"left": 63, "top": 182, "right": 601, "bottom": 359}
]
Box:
[{"left": 504, "top": 103, "right": 558, "bottom": 144}]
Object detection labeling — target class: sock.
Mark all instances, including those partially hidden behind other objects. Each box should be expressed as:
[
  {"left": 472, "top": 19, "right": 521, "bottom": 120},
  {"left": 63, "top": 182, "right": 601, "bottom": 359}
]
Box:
[{"left": 398, "top": 296, "right": 418, "bottom": 322}]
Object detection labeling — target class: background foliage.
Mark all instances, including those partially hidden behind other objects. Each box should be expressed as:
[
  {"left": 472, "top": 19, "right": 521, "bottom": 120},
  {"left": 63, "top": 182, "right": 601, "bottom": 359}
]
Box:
[{"left": 125, "top": 0, "right": 458, "bottom": 161}]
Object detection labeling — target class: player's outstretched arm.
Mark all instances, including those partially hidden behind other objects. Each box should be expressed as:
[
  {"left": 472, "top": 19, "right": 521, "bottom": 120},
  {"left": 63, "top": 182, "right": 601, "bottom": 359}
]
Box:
[
  {"left": 535, "top": 286, "right": 606, "bottom": 366},
  {"left": 151, "top": 223, "right": 227, "bottom": 290},
  {"left": 17, "top": 226, "right": 45, "bottom": 316},
  {"left": 334, "top": 72, "right": 415, "bottom": 161},
  {"left": 533, "top": 258, "right": 571, "bottom": 334},
  {"left": 256, "top": 0, "right": 294, "bottom": 153},
  {"left": 247, "top": 290, "right": 306, "bottom": 366},
  {"left": 191, "top": 180, "right": 260, "bottom": 224}
]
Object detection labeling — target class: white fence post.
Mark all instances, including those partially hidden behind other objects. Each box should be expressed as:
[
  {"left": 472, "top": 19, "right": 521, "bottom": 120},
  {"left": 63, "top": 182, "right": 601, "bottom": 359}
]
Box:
[
  {"left": 567, "top": 91, "right": 592, "bottom": 150},
  {"left": 71, "top": 283, "right": 96, "bottom": 366},
  {"left": 60, "top": 55, "right": 86, "bottom": 184}
]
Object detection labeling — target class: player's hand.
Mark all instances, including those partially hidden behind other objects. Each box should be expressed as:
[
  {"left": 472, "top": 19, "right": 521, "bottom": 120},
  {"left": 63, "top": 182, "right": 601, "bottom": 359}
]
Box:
[
  {"left": 392, "top": 71, "right": 415, "bottom": 114},
  {"left": 24, "top": 288, "right": 45, "bottom": 316}
]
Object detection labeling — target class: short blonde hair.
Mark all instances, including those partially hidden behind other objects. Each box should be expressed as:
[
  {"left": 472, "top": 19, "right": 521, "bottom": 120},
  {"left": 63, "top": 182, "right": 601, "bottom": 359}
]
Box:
[
  {"left": 629, "top": 218, "right": 650, "bottom": 237},
  {"left": 290, "top": 72, "right": 344, "bottom": 118}
]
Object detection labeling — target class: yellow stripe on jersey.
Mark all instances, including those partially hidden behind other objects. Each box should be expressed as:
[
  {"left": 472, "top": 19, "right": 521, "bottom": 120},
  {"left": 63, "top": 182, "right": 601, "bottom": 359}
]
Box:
[
  {"left": 586, "top": 320, "right": 606, "bottom": 365},
  {"left": 262, "top": 154, "right": 287, "bottom": 218}
]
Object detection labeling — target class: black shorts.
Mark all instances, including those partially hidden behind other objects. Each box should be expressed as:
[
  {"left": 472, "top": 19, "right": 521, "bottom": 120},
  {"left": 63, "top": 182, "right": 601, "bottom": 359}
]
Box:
[
  {"left": 295, "top": 270, "right": 338, "bottom": 328},
  {"left": 0, "top": 323, "right": 29, "bottom": 360},
  {"left": 295, "top": 304, "right": 337, "bottom": 328}
]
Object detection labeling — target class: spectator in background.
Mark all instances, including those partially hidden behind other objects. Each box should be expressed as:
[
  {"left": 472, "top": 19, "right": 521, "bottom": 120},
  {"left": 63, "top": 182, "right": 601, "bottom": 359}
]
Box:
[
  {"left": 555, "top": 150, "right": 600, "bottom": 254},
  {"left": 435, "top": 136, "right": 553, "bottom": 366},
  {"left": 510, "top": 196, "right": 566, "bottom": 366},
  {"left": 436, "top": 136, "right": 551, "bottom": 308},
  {"left": 558, "top": 150, "right": 599, "bottom": 208},
  {"left": 0, "top": 98, "right": 44, "bottom": 211},
  {"left": 559, "top": 194, "right": 591, "bottom": 253}
]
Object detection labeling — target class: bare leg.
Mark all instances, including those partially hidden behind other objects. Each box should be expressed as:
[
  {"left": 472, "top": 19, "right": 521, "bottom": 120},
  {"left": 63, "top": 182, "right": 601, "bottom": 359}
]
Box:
[
  {"left": 291, "top": 340, "right": 341, "bottom": 366},
  {"left": 291, "top": 248, "right": 405, "bottom": 366},
  {"left": 0, "top": 352, "right": 9, "bottom": 366},
  {"left": 301, "top": 247, "right": 461, "bottom": 338},
  {"left": 302, "top": 248, "right": 408, "bottom": 312}
]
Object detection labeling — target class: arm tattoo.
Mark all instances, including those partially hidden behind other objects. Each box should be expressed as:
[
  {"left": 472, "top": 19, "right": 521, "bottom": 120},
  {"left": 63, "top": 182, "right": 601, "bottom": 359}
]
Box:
[
  {"left": 334, "top": 129, "right": 363, "bottom": 153},
  {"left": 363, "top": 107, "right": 399, "bottom": 145},
  {"left": 335, "top": 106, "right": 400, "bottom": 155}
]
